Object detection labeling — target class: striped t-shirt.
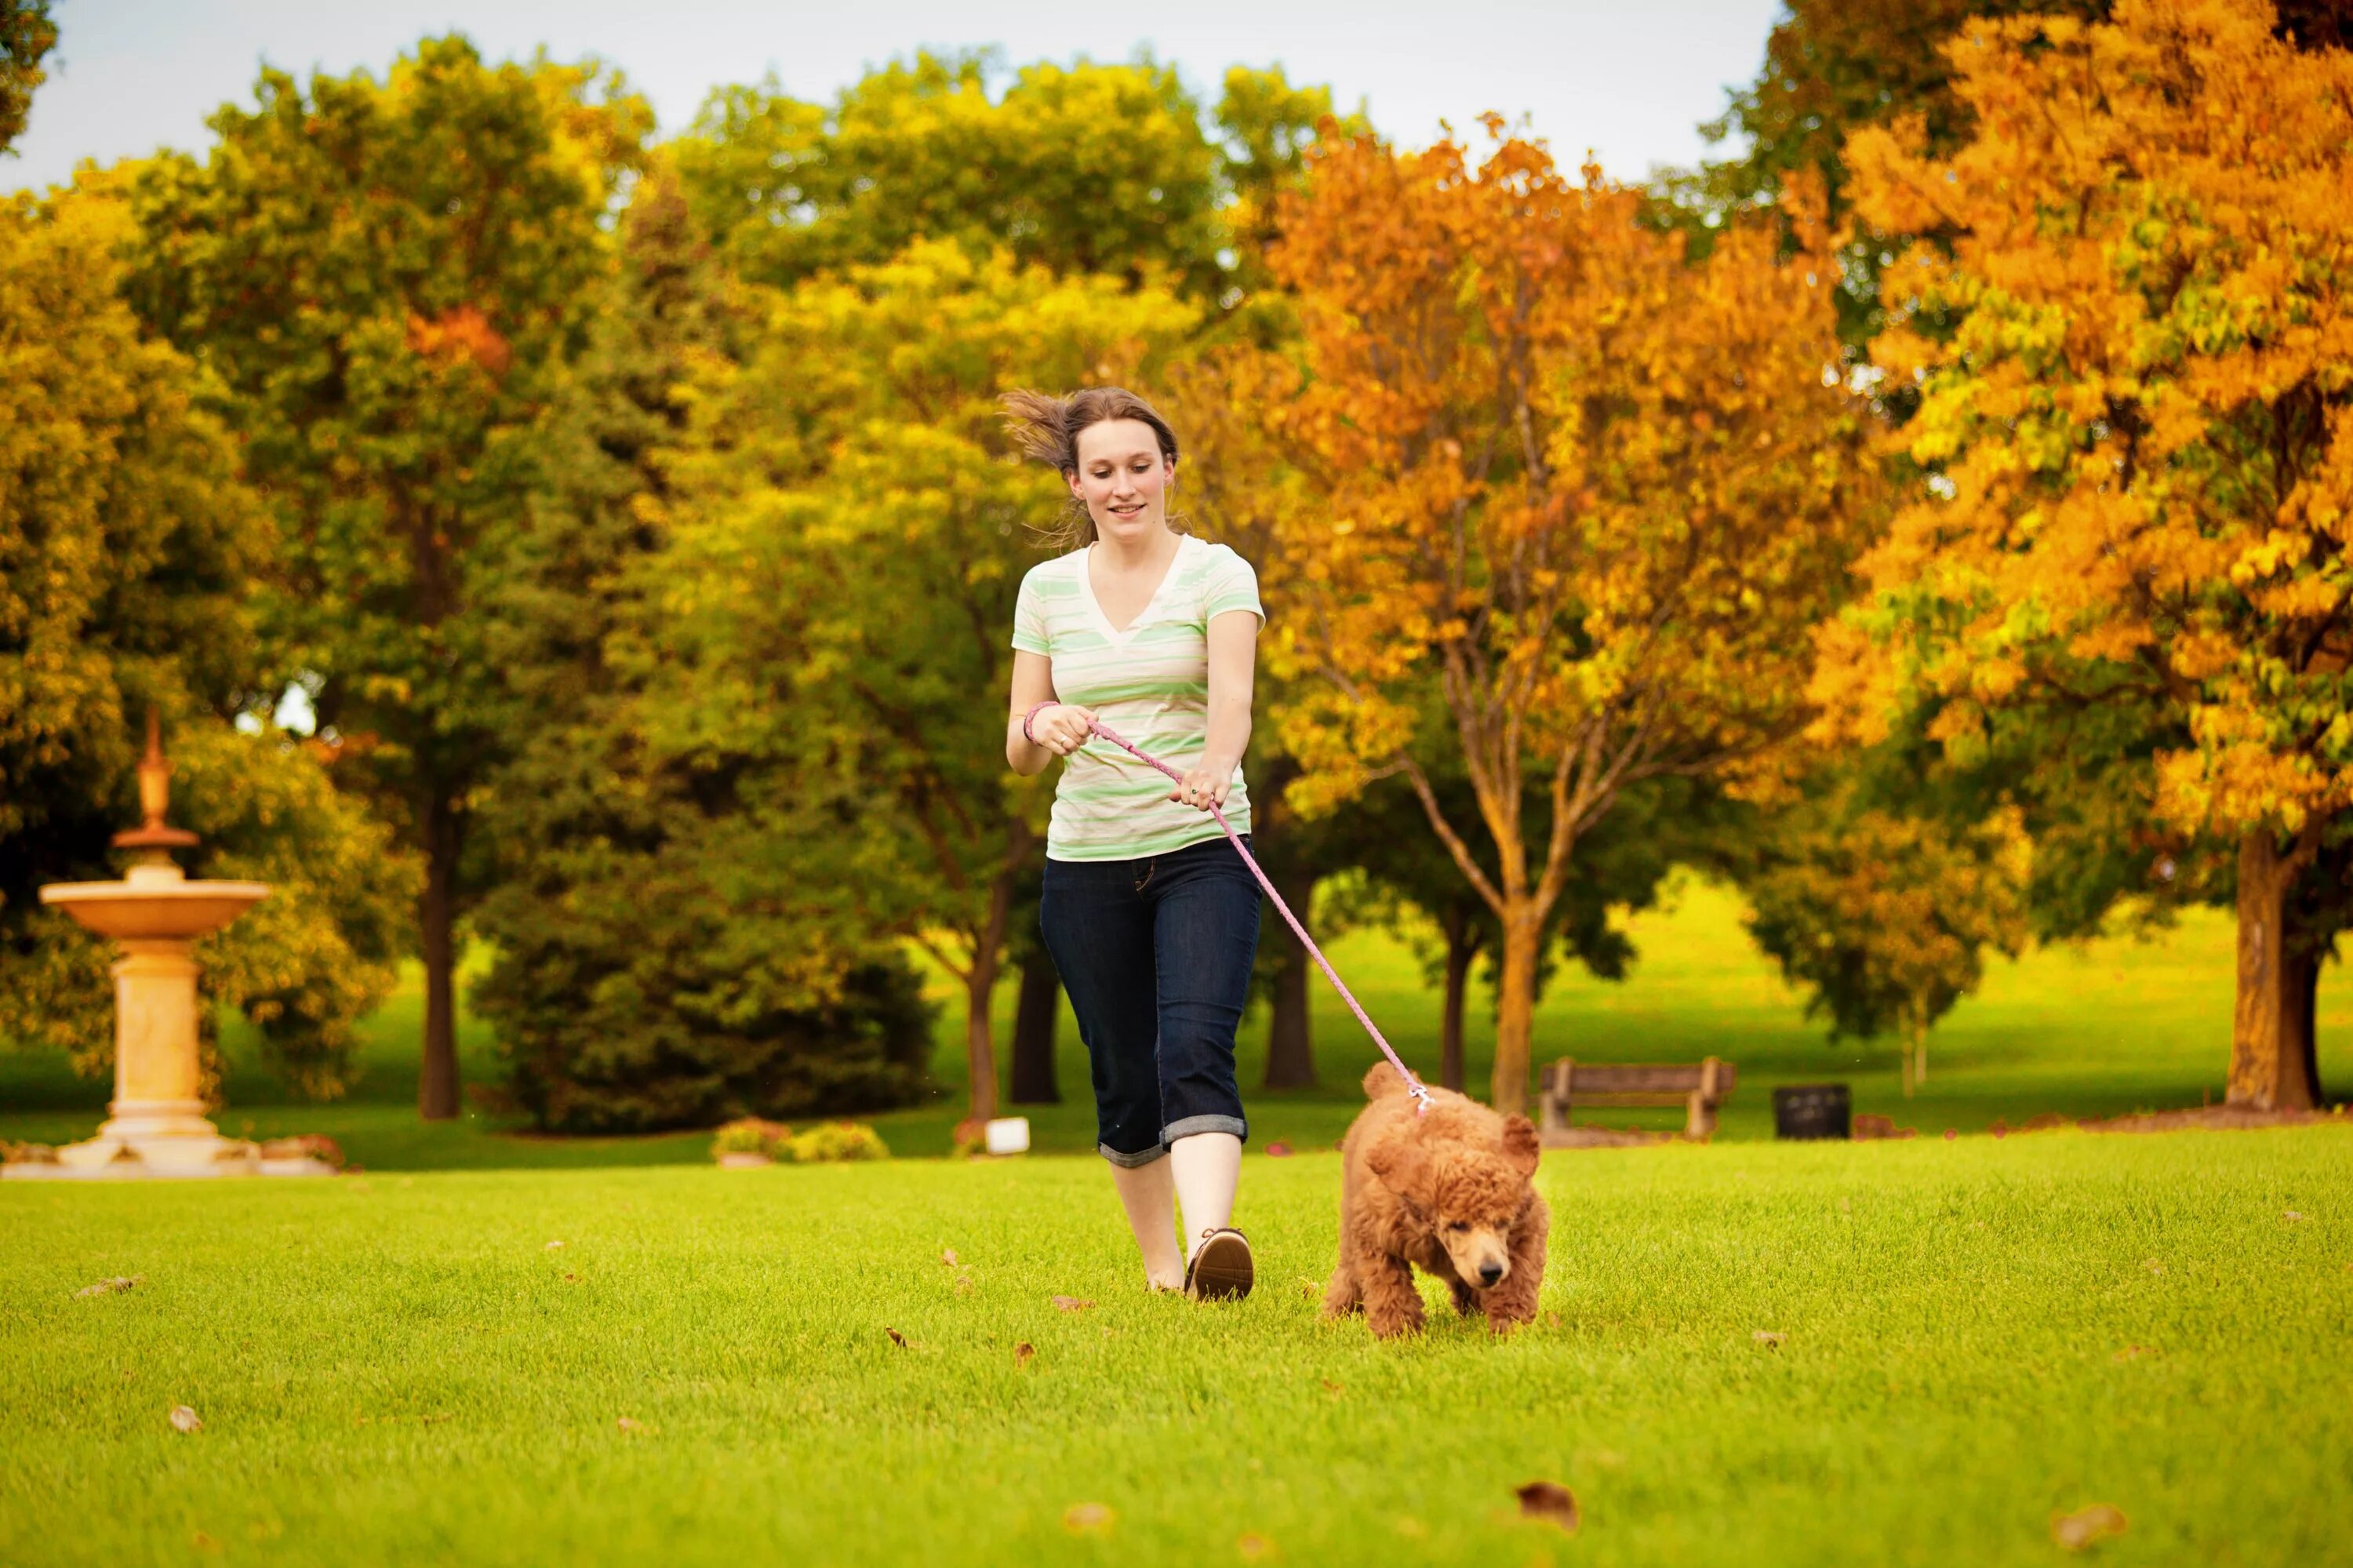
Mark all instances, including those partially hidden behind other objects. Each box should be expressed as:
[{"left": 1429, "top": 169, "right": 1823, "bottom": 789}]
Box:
[{"left": 1012, "top": 533, "right": 1264, "bottom": 861}]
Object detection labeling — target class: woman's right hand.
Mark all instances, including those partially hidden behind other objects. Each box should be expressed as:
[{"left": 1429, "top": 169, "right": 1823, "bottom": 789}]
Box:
[{"left": 1030, "top": 702, "right": 1096, "bottom": 756}]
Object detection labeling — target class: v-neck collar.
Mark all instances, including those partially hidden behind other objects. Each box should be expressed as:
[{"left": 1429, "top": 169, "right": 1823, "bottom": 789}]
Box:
[{"left": 1079, "top": 533, "right": 1191, "bottom": 646}]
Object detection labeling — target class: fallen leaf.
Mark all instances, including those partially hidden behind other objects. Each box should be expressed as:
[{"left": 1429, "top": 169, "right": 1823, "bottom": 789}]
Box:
[
  {"left": 1320, "top": 1379, "right": 1344, "bottom": 1395},
  {"left": 191, "top": 1530, "right": 220, "bottom": 1552},
  {"left": 1238, "top": 1531, "right": 1275, "bottom": 1559},
  {"left": 1063, "top": 1502, "right": 1115, "bottom": 1535},
  {"left": 884, "top": 1327, "right": 908, "bottom": 1347},
  {"left": 2144, "top": 1259, "right": 2166, "bottom": 1275},
  {"left": 941, "top": 1248, "right": 959, "bottom": 1267},
  {"left": 169, "top": 1405, "right": 202, "bottom": 1434},
  {"left": 616, "top": 1417, "right": 655, "bottom": 1435},
  {"left": 75, "top": 1276, "right": 139, "bottom": 1298},
  {"left": 544, "top": 1240, "right": 565, "bottom": 1251},
  {"left": 2113, "top": 1345, "right": 2156, "bottom": 1362},
  {"left": 2051, "top": 1503, "right": 2128, "bottom": 1551},
  {"left": 1515, "top": 1480, "right": 1580, "bottom": 1533},
  {"left": 1052, "top": 1295, "right": 1095, "bottom": 1312},
  {"left": 1754, "top": 1330, "right": 1785, "bottom": 1348},
  {"left": 1015, "top": 1342, "right": 1035, "bottom": 1369},
  {"left": 1265, "top": 1142, "right": 1293, "bottom": 1158},
  {"left": 2283, "top": 1210, "right": 2306, "bottom": 1222}
]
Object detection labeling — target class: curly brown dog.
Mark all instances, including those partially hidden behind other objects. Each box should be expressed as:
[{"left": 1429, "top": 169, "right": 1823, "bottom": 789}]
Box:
[{"left": 1323, "top": 1064, "right": 1549, "bottom": 1338}]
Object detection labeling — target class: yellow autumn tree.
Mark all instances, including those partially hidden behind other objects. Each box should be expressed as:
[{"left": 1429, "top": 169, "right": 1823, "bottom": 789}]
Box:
[
  {"left": 1835, "top": 0, "right": 2353, "bottom": 1109},
  {"left": 1250, "top": 124, "right": 1879, "bottom": 1114}
]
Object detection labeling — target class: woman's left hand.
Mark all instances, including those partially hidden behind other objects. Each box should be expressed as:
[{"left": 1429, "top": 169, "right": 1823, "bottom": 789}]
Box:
[{"left": 1172, "top": 761, "right": 1232, "bottom": 813}]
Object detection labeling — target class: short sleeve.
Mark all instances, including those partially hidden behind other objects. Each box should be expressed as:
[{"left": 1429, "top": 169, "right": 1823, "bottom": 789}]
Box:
[
  {"left": 1201, "top": 544, "right": 1264, "bottom": 624},
  {"left": 1011, "top": 565, "right": 1051, "bottom": 655}
]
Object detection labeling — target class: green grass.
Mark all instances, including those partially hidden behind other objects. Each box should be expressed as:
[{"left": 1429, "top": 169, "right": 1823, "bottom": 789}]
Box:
[
  {"left": 4, "top": 1130, "right": 2349, "bottom": 1566},
  {"left": 3, "top": 875, "right": 2348, "bottom": 1167}
]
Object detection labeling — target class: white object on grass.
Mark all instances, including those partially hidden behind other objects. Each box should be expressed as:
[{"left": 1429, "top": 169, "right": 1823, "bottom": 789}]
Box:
[{"left": 984, "top": 1117, "right": 1031, "bottom": 1155}]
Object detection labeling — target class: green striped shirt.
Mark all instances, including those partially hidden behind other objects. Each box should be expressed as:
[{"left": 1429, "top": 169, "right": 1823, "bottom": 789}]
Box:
[{"left": 1013, "top": 534, "right": 1264, "bottom": 861}]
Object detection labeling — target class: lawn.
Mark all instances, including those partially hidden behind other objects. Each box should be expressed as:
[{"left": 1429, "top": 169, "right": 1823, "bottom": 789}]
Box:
[
  {"left": 2, "top": 876, "right": 2347, "bottom": 1168},
  {"left": 4, "top": 1128, "right": 2348, "bottom": 1566}
]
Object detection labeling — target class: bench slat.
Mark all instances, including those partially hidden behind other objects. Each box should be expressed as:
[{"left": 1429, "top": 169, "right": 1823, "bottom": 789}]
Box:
[{"left": 1544, "top": 1064, "right": 1737, "bottom": 1095}]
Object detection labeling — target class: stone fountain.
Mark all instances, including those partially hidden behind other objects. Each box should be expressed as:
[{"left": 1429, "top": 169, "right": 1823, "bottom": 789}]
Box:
[{"left": 9, "top": 713, "right": 309, "bottom": 1179}]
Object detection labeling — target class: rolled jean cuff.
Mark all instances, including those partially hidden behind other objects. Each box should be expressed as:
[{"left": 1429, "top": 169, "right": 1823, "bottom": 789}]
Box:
[
  {"left": 1164, "top": 1114, "right": 1248, "bottom": 1144},
  {"left": 1098, "top": 1141, "right": 1168, "bottom": 1169}
]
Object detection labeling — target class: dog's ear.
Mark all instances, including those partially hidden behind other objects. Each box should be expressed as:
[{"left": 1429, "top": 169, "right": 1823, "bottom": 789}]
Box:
[
  {"left": 1500, "top": 1113, "right": 1541, "bottom": 1177},
  {"left": 1365, "top": 1127, "right": 1431, "bottom": 1202}
]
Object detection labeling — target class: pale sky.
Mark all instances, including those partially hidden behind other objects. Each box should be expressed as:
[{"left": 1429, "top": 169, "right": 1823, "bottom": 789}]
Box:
[{"left": 9, "top": 0, "right": 1784, "bottom": 194}]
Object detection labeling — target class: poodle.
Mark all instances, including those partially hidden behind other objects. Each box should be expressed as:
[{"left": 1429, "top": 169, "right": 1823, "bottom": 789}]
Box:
[{"left": 1323, "top": 1064, "right": 1549, "bottom": 1338}]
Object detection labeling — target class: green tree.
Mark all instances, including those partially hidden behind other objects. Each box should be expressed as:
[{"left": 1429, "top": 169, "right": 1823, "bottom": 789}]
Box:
[
  {"left": 0, "top": 0, "right": 53, "bottom": 156},
  {"left": 656, "top": 239, "right": 1198, "bottom": 1130},
  {"left": 467, "top": 160, "right": 932, "bottom": 1131},
  {"left": 0, "top": 181, "right": 409, "bottom": 1097},
  {"left": 123, "top": 38, "right": 653, "bottom": 1119}
]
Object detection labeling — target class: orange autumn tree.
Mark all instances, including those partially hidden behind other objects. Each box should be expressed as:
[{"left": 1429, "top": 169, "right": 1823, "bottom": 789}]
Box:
[
  {"left": 1835, "top": 0, "right": 2353, "bottom": 1110},
  {"left": 1256, "top": 123, "right": 1878, "bottom": 1114}
]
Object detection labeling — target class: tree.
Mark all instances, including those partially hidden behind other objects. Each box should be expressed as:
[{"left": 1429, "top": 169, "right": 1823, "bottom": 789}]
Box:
[
  {"left": 1833, "top": 0, "right": 2353, "bottom": 1110},
  {"left": 1741, "top": 781, "right": 2030, "bottom": 1095},
  {"left": 0, "top": 181, "right": 409, "bottom": 1097},
  {"left": 1247, "top": 125, "right": 1878, "bottom": 1114},
  {"left": 674, "top": 53, "right": 1226, "bottom": 297},
  {"left": 0, "top": 0, "right": 53, "bottom": 156},
  {"left": 124, "top": 38, "right": 653, "bottom": 1119},
  {"left": 656, "top": 239, "right": 1198, "bottom": 1131}
]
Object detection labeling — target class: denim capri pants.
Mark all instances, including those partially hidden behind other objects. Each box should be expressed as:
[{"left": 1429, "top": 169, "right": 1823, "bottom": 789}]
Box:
[{"left": 1038, "top": 834, "right": 1262, "bottom": 1166}]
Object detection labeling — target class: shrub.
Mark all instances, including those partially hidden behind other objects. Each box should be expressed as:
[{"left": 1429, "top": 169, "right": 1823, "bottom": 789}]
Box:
[
  {"left": 783, "top": 1121, "right": 889, "bottom": 1163},
  {"left": 711, "top": 1118, "right": 790, "bottom": 1158}
]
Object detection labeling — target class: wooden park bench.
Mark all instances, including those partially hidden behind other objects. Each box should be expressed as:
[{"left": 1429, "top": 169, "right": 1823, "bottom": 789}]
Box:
[{"left": 1537, "top": 1057, "right": 1736, "bottom": 1144}]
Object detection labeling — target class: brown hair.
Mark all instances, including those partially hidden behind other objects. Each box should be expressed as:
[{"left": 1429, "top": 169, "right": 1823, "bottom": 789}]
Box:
[{"left": 1002, "top": 386, "right": 1184, "bottom": 548}]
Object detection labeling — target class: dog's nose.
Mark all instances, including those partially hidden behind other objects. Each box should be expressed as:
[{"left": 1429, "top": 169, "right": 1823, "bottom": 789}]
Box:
[{"left": 1478, "top": 1262, "right": 1504, "bottom": 1287}]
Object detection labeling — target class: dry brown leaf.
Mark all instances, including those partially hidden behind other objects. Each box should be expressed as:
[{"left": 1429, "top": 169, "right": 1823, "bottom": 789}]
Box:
[
  {"left": 1238, "top": 1531, "right": 1275, "bottom": 1559},
  {"left": 1051, "top": 1295, "right": 1095, "bottom": 1312},
  {"left": 1062, "top": 1502, "right": 1115, "bottom": 1535},
  {"left": 2051, "top": 1504, "right": 2128, "bottom": 1551},
  {"left": 2283, "top": 1210, "right": 2306, "bottom": 1222},
  {"left": 1754, "top": 1330, "right": 1785, "bottom": 1348},
  {"left": 76, "top": 1276, "right": 140, "bottom": 1298},
  {"left": 562, "top": 1272, "right": 578, "bottom": 1284},
  {"left": 1014, "top": 1342, "right": 1035, "bottom": 1369},
  {"left": 191, "top": 1530, "right": 219, "bottom": 1553},
  {"left": 942, "top": 1248, "right": 959, "bottom": 1266},
  {"left": 1320, "top": 1379, "right": 1344, "bottom": 1395},
  {"left": 1515, "top": 1481, "right": 1580, "bottom": 1533},
  {"left": 2113, "top": 1345, "right": 2156, "bottom": 1362},
  {"left": 169, "top": 1405, "right": 202, "bottom": 1434},
  {"left": 616, "top": 1417, "right": 656, "bottom": 1435},
  {"left": 884, "top": 1327, "right": 908, "bottom": 1347}
]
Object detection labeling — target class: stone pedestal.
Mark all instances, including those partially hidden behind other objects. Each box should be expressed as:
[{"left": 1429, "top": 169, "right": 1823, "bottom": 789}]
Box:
[{"left": 53, "top": 937, "right": 258, "bottom": 1176}]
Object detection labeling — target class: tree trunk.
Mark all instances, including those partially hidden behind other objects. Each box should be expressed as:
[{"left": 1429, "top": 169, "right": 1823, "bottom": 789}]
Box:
[
  {"left": 1489, "top": 902, "right": 1543, "bottom": 1116},
  {"left": 1009, "top": 948, "right": 1061, "bottom": 1105},
  {"left": 1440, "top": 911, "right": 1477, "bottom": 1094},
  {"left": 1262, "top": 861, "right": 1318, "bottom": 1089},
  {"left": 416, "top": 788, "right": 462, "bottom": 1122},
  {"left": 964, "top": 953, "right": 1001, "bottom": 1126},
  {"left": 2230, "top": 830, "right": 2322, "bottom": 1111}
]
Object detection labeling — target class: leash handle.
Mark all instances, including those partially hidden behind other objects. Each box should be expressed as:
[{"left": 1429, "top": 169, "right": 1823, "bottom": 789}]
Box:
[{"left": 1083, "top": 718, "right": 1431, "bottom": 1114}]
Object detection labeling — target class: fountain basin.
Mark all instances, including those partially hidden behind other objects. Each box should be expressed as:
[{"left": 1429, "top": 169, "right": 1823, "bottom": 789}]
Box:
[{"left": 40, "top": 866, "right": 269, "bottom": 940}]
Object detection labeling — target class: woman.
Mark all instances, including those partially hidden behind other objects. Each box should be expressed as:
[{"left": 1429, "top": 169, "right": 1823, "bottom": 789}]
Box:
[{"left": 1003, "top": 386, "right": 1264, "bottom": 1301}]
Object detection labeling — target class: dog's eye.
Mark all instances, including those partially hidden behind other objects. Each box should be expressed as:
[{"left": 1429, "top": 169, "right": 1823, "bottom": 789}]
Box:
[{"left": 1447, "top": 1221, "right": 1469, "bottom": 1232}]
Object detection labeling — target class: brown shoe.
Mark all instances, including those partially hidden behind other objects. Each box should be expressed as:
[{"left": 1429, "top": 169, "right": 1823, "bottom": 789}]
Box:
[{"left": 1184, "top": 1228, "right": 1253, "bottom": 1301}]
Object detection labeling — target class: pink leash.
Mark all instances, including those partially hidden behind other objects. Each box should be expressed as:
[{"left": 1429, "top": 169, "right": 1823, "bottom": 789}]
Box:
[{"left": 1085, "top": 716, "right": 1432, "bottom": 1115}]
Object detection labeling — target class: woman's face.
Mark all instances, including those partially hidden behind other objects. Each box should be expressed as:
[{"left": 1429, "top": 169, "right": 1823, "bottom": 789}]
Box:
[{"left": 1069, "top": 418, "right": 1175, "bottom": 546}]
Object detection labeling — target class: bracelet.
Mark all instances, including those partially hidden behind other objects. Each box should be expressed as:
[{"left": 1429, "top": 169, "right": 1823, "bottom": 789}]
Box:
[{"left": 1021, "top": 700, "right": 1059, "bottom": 744}]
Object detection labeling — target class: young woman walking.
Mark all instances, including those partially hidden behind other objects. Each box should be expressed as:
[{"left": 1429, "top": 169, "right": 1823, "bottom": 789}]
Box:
[{"left": 1003, "top": 386, "right": 1263, "bottom": 1301}]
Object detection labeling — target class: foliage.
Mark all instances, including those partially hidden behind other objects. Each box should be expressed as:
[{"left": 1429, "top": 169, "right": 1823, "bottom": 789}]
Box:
[
  {"left": 710, "top": 1117, "right": 789, "bottom": 1157},
  {"left": 0, "top": 0, "right": 53, "bottom": 156},
  {"left": 1743, "top": 782, "right": 2031, "bottom": 1093},
  {"left": 654, "top": 238, "right": 1198, "bottom": 1126},
  {"left": 782, "top": 1120, "right": 891, "bottom": 1162},
  {"left": 675, "top": 53, "right": 1227, "bottom": 298},
  {"left": 122, "top": 37, "right": 654, "bottom": 1117},
  {"left": 0, "top": 184, "right": 405, "bottom": 1097},
  {"left": 1239, "top": 123, "right": 1878, "bottom": 1111},
  {"left": 1828, "top": 0, "right": 2353, "bottom": 1108}
]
